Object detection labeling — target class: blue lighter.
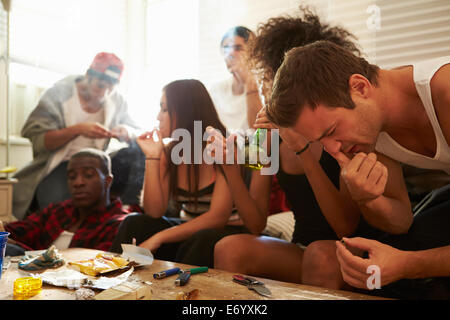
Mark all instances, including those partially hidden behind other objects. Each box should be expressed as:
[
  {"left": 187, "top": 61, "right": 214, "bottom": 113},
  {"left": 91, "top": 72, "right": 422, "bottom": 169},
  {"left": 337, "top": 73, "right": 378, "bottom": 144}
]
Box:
[
  {"left": 153, "top": 267, "right": 181, "bottom": 279},
  {"left": 174, "top": 267, "right": 208, "bottom": 286},
  {"left": 175, "top": 271, "right": 191, "bottom": 286}
]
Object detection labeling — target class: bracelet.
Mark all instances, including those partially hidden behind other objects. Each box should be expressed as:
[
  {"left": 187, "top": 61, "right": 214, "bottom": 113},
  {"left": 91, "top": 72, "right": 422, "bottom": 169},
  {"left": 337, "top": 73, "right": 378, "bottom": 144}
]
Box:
[
  {"left": 146, "top": 157, "right": 160, "bottom": 161},
  {"left": 246, "top": 90, "right": 258, "bottom": 95},
  {"left": 295, "top": 143, "right": 310, "bottom": 156}
]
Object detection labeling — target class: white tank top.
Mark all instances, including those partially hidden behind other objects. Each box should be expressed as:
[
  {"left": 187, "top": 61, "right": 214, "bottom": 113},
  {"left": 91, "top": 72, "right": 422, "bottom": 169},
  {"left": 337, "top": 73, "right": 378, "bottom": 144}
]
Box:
[
  {"left": 209, "top": 77, "right": 249, "bottom": 131},
  {"left": 62, "top": 92, "right": 105, "bottom": 161},
  {"left": 375, "top": 56, "right": 450, "bottom": 174}
]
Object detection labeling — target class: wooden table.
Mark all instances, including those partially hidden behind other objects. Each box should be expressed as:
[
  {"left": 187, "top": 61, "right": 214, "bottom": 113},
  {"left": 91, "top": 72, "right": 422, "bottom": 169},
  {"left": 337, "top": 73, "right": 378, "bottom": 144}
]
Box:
[{"left": 0, "top": 248, "right": 387, "bottom": 300}]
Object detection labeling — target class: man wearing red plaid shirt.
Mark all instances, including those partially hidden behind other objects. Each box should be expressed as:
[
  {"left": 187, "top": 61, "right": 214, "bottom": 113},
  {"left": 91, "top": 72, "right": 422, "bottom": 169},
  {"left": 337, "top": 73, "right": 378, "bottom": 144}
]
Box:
[{"left": 3, "top": 148, "right": 131, "bottom": 254}]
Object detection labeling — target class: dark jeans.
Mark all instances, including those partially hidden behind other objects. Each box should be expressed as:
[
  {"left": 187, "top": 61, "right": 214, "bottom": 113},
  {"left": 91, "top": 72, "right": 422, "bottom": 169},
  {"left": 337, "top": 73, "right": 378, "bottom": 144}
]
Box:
[
  {"left": 380, "top": 184, "right": 450, "bottom": 252},
  {"left": 110, "top": 139, "right": 145, "bottom": 205},
  {"left": 366, "top": 184, "right": 450, "bottom": 299},
  {"left": 110, "top": 213, "right": 249, "bottom": 268},
  {"left": 35, "top": 161, "right": 71, "bottom": 210},
  {"left": 34, "top": 139, "right": 145, "bottom": 211}
]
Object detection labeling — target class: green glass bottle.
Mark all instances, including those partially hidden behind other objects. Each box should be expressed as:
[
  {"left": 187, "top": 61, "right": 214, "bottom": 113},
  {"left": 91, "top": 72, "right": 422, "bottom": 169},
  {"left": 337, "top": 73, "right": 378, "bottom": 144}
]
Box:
[{"left": 244, "top": 128, "right": 267, "bottom": 170}]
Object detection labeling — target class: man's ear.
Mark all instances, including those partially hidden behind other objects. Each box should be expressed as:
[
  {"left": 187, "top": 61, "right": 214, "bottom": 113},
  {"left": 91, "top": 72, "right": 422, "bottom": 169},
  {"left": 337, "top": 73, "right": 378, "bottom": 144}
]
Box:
[
  {"left": 105, "top": 174, "right": 113, "bottom": 189},
  {"left": 348, "top": 74, "right": 372, "bottom": 99}
]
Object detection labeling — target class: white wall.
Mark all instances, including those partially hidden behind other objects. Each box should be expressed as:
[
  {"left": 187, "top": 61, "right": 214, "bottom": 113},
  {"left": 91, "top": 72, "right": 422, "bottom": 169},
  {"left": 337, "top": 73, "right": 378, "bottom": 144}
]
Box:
[{"left": 0, "top": 138, "right": 32, "bottom": 172}]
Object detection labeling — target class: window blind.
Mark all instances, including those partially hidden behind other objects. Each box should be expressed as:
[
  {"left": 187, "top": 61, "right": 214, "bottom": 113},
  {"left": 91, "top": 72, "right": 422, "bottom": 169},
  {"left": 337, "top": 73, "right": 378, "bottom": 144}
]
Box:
[
  {"left": 326, "top": 0, "right": 450, "bottom": 68},
  {"left": 196, "top": 0, "right": 450, "bottom": 83},
  {"left": 371, "top": 0, "right": 450, "bottom": 68}
]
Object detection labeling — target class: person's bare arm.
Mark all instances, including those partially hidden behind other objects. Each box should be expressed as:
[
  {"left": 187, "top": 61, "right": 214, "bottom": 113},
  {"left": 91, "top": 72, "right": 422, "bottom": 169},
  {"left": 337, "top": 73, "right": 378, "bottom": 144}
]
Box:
[
  {"left": 137, "top": 130, "right": 170, "bottom": 218},
  {"left": 139, "top": 169, "right": 233, "bottom": 252},
  {"left": 298, "top": 147, "right": 362, "bottom": 237},
  {"left": 245, "top": 79, "right": 263, "bottom": 128},
  {"left": 336, "top": 237, "right": 450, "bottom": 289},
  {"left": 206, "top": 127, "right": 271, "bottom": 234},
  {"left": 255, "top": 110, "right": 361, "bottom": 238},
  {"left": 360, "top": 154, "right": 412, "bottom": 234},
  {"left": 222, "top": 165, "right": 272, "bottom": 234},
  {"left": 406, "top": 245, "right": 450, "bottom": 279},
  {"left": 230, "top": 58, "right": 263, "bottom": 128},
  {"left": 334, "top": 152, "right": 413, "bottom": 234}
]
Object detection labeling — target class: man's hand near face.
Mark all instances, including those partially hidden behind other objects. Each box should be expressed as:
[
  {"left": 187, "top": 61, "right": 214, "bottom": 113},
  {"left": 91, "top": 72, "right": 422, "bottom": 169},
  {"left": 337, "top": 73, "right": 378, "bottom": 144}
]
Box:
[
  {"left": 328, "top": 149, "right": 412, "bottom": 234},
  {"left": 332, "top": 151, "right": 388, "bottom": 205}
]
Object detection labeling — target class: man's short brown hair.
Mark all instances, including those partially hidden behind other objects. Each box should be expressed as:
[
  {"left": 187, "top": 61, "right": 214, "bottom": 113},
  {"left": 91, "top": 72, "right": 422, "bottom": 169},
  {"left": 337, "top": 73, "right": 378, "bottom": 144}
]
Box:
[{"left": 267, "top": 40, "right": 379, "bottom": 127}]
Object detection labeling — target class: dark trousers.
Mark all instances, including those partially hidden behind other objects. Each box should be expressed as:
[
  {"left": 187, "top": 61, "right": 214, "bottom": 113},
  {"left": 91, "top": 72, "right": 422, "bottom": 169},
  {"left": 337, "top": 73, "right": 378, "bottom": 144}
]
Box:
[
  {"left": 110, "top": 213, "right": 249, "bottom": 268},
  {"left": 380, "top": 184, "right": 450, "bottom": 252},
  {"left": 367, "top": 184, "right": 450, "bottom": 299},
  {"left": 5, "top": 243, "right": 26, "bottom": 257},
  {"left": 110, "top": 139, "right": 146, "bottom": 205}
]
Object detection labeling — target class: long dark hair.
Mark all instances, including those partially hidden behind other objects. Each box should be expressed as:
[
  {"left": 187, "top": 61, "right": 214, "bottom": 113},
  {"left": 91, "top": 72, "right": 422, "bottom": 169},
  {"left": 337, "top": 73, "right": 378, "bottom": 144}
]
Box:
[{"left": 162, "top": 79, "right": 227, "bottom": 208}]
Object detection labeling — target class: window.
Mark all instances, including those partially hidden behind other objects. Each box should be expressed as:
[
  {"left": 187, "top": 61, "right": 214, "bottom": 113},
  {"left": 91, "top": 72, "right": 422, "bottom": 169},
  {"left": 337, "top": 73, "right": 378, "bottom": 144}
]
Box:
[
  {"left": 142, "top": 0, "right": 199, "bottom": 129},
  {"left": 5, "top": 0, "right": 130, "bottom": 137},
  {"left": 10, "top": 0, "right": 128, "bottom": 73}
]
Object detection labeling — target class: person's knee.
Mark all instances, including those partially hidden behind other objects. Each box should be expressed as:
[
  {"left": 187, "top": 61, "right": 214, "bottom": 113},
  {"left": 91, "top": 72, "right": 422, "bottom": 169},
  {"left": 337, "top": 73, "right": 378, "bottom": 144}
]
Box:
[
  {"left": 302, "top": 240, "right": 342, "bottom": 289},
  {"left": 214, "top": 235, "right": 251, "bottom": 272}
]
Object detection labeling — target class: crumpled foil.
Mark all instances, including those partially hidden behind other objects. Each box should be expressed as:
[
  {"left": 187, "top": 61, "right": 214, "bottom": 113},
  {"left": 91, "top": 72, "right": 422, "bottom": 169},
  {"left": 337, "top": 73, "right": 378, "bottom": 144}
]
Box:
[{"left": 19, "top": 246, "right": 64, "bottom": 271}]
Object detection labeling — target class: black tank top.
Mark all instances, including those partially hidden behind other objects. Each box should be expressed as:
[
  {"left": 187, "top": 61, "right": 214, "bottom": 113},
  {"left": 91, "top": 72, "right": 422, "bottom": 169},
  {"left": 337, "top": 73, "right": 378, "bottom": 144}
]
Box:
[
  {"left": 175, "top": 183, "right": 215, "bottom": 216},
  {"left": 276, "top": 150, "right": 384, "bottom": 245}
]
